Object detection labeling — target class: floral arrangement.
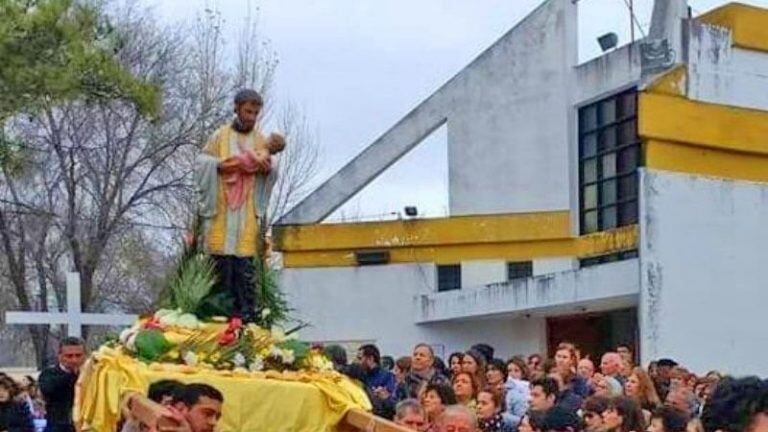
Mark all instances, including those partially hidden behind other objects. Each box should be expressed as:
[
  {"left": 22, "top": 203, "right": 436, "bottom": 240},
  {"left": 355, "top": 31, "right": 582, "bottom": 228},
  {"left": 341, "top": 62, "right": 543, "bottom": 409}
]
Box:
[
  {"left": 113, "top": 223, "right": 331, "bottom": 373},
  {"left": 117, "top": 313, "right": 333, "bottom": 373}
]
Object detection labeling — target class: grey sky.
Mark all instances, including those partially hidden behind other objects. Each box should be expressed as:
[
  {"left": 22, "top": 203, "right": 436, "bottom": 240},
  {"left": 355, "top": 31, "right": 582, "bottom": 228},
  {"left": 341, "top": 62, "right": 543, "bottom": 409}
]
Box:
[{"left": 148, "top": 0, "right": 768, "bottom": 221}]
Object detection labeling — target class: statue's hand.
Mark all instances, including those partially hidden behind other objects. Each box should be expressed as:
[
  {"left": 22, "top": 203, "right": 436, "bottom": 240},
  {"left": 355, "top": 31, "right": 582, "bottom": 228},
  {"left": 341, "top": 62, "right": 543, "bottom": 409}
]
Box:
[{"left": 267, "top": 133, "right": 286, "bottom": 154}]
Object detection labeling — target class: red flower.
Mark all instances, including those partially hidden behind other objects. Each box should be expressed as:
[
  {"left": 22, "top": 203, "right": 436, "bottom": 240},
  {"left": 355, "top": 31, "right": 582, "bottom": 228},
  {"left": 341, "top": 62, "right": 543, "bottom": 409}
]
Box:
[
  {"left": 227, "top": 317, "right": 243, "bottom": 332},
  {"left": 144, "top": 316, "right": 164, "bottom": 330},
  {"left": 218, "top": 331, "right": 237, "bottom": 346}
]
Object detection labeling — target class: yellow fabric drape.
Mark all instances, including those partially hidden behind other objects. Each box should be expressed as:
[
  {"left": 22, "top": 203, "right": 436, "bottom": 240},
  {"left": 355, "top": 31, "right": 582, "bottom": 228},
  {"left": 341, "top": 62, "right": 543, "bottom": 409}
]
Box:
[{"left": 74, "top": 347, "right": 371, "bottom": 432}]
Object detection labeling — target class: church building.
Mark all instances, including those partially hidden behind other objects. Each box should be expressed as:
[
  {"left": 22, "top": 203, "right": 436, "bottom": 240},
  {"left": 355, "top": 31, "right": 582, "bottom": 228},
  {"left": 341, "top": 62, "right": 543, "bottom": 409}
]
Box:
[{"left": 273, "top": 0, "right": 768, "bottom": 376}]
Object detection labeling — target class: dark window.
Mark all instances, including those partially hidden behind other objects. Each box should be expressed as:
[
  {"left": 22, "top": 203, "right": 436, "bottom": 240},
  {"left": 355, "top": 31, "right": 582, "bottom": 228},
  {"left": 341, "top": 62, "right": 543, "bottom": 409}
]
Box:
[
  {"left": 579, "top": 90, "right": 641, "bottom": 234},
  {"left": 507, "top": 261, "right": 533, "bottom": 280},
  {"left": 580, "top": 250, "right": 639, "bottom": 268},
  {"left": 437, "top": 265, "right": 461, "bottom": 292}
]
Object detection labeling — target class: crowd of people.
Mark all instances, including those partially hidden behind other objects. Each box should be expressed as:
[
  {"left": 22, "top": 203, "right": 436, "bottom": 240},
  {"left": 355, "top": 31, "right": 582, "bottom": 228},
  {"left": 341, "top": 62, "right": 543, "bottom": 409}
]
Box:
[
  {"left": 329, "top": 342, "right": 768, "bottom": 432},
  {"left": 2, "top": 337, "right": 768, "bottom": 432}
]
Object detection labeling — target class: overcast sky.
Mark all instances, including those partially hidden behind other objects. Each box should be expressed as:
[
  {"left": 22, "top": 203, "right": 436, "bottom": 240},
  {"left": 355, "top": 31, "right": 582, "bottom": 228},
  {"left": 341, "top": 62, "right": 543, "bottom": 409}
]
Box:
[{"left": 147, "top": 0, "right": 768, "bottom": 221}]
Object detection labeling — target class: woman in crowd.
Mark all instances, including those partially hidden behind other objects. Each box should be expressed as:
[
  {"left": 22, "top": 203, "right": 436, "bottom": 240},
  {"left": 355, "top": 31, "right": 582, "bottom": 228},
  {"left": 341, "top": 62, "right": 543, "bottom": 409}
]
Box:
[
  {"left": 527, "top": 354, "right": 544, "bottom": 380},
  {"left": 602, "top": 396, "right": 646, "bottom": 432},
  {"left": 394, "top": 357, "right": 412, "bottom": 386},
  {"left": 477, "top": 388, "right": 513, "bottom": 432},
  {"left": 0, "top": 378, "right": 34, "bottom": 432},
  {"left": 625, "top": 367, "right": 661, "bottom": 422},
  {"left": 452, "top": 371, "right": 478, "bottom": 409},
  {"left": 583, "top": 395, "right": 610, "bottom": 432},
  {"left": 448, "top": 352, "right": 464, "bottom": 378},
  {"left": 462, "top": 349, "right": 488, "bottom": 390},
  {"left": 503, "top": 357, "right": 530, "bottom": 430},
  {"left": 486, "top": 359, "right": 507, "bottom": 394},
  {"left": 670, "top": 367, "right": 691, "bottom": 391},
  {"left": 421, "top": 382, "right": 457, "bottom": 430},
  {"left": 16, "top": 376, "right": 44, "bottom": 424}
]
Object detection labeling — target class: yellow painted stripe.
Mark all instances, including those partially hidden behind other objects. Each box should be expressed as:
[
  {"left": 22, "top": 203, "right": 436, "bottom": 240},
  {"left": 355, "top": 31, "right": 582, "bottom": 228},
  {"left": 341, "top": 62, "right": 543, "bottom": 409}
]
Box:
[
  {"left": 645, "top": 65, "right": 687, "bottom": 97},
  {"left": 281, "top": 225, "right": 638, "bottom": 268},
  {"left": 639, "top": 93, "right": 768, "bottom": 156},
  {"left": 698, "top": 3, "right": 768, "bottom": 53},
  {"left": 275, "top": 211, "right": 571, "bottom": 252},
  {"left": 646, "top": 140, "right": 768, "bottom": 184}
]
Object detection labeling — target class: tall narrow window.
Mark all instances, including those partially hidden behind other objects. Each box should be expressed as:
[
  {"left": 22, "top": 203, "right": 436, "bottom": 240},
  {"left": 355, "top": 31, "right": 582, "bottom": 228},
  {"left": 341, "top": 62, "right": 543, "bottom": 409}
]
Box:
[{"left": 579, "top": 89, "right": 641, "bottom": 234}]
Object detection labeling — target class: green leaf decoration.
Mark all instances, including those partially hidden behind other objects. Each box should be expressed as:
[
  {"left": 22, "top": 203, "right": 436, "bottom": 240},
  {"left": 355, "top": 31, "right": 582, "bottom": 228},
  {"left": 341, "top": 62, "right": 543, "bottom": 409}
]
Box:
[
  {"left": 252, "top": 259, "right": 292, "bottom": 328},
  {"left": 277, "top": 339, "right": 310, "bottom": 363},
  {"left": 169, "top": 254, "right": 216, "bottom": 314},
  {"left": 134, "top": 330, "right": 174, "bottom": 362}
]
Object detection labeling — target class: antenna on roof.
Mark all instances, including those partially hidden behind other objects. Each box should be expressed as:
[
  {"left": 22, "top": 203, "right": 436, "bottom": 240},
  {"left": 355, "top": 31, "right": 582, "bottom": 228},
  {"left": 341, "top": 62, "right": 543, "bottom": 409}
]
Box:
[{"left": 620, "top": 0, "right": 648, "bottom": 43}]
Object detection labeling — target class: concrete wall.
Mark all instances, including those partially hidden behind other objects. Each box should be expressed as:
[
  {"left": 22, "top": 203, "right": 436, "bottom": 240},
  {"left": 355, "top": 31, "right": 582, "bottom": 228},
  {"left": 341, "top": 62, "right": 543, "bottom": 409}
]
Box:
[
  {"left": 280, "top": 263, "right": 547, "bottom": 358},
  {"left": 448, "top": 0, "right": 577, "bottom": 216},
  {"left": 418, "top": 260, "right": 639, "bottom": 323},
  {"left": 688, "top": 21, "right": 768, "bottom": 111},
  {"left": 462, "top": 260, "right": 506, "bottom": 289},
  {"left": 534, "top": 257, "right": 576, "bottom": 276},
  {"left": 639, "top": 169, "right": 768, "bottom": 376}
]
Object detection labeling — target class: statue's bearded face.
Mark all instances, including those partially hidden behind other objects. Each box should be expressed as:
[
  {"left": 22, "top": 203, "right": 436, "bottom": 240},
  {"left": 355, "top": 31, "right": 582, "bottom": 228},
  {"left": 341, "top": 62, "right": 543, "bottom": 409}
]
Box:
[{"left": 234, "top": 101, "right": 261, "bottom": 132}]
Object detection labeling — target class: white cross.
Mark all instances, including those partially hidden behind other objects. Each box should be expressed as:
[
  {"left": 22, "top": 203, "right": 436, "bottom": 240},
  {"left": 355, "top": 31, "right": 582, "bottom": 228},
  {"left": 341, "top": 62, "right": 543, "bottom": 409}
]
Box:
[{"left": 5, "top": 272, "right": 138, "bottom": 338}]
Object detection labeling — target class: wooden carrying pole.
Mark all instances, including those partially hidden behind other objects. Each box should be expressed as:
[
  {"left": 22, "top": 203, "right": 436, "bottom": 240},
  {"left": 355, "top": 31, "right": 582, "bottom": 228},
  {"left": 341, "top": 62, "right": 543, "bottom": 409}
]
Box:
[{"left": 123, "top": 393, "right": 412, "bottom": 432}]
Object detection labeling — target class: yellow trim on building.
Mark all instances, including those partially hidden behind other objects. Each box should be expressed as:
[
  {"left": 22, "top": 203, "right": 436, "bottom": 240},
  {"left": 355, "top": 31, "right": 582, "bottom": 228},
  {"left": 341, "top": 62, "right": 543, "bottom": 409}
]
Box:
[
  {"left": 645, "top": 65, "right": 687, "bottom": 97},
  {"left": 275, "top": 211, "right": 572, "bottom": 252},
  {"left": 278, "top": 222, "right": 638, "bottom": 269},
  {"left": 646, "top": 140, "right": 768, "bottom": 184},
  {"left": 639, "top": 92, "right": 768, "bottom": 156},
  {"left": 698, "top": 2, "right": 768, "bottom": 53}
]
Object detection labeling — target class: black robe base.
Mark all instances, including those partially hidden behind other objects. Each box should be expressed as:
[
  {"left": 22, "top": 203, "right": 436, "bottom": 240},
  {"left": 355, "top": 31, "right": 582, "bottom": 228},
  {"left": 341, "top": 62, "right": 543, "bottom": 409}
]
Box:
[{"left": 212, "top": 255, "right": 256, "bottom": 322}]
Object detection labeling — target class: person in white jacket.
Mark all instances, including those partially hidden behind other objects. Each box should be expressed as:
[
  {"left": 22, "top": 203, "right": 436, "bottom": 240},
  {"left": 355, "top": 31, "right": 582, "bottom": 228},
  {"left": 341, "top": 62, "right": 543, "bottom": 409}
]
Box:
[{"left": 502, "top": 357, "right": 530, "bottom": 431}]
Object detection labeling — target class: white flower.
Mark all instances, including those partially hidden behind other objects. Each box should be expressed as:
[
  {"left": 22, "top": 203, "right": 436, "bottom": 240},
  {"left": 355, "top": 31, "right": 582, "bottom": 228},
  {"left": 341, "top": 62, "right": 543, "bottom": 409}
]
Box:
[
  {"left": 249, "top": 356, "right": 264, "bottom": 372},
  {"left": 260, "top": 308, "right": 271, "bottom": 319},
  {"left": 126, "top": 333, "right": 138, "bottom": 351},
  {"left": 281, "top": 349, "right": 295, "bottom": 365},
  {"left": 270, "top": 346, "right": 283, "bottom": 358},
  {"left": 182, "top": 351, "right": 198, "bottom": 366},
  {"left": 119, "top": 328, "right": 133, "bottom": 345},
  {"left": 233, "top": 353, "right": 246, "bottom": 367},
  {"left": 270, "top": 326, "right": 286, "bottom": 342}
]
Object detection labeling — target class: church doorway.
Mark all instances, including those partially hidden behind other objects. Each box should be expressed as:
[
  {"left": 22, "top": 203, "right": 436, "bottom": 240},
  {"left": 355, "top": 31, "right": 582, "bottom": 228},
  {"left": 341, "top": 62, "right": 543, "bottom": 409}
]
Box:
[{"left": 546, "top": 308, "right": 638, "bottom": 364}]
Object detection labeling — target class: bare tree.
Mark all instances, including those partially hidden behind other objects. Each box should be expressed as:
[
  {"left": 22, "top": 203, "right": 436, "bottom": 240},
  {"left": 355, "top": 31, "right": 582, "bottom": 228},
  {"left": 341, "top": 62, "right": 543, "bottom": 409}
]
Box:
[{"left": 268, "top": 102, "right": 321, "bottom": 224}]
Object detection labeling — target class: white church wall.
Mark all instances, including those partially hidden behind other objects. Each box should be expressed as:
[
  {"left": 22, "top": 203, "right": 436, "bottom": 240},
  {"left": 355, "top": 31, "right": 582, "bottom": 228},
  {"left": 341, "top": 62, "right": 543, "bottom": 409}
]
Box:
[
  {"left": 688, "top": 21, "right": 768, "bottom": 111},
  {"left": 279, "top": 263, "right": 546, "bottom": 358},
  {"left": 447, "top": 0, "right": 577, "bottom": 216},
  {"left": 534, "top": 257, "right": 577, "bottom": 276},
  {"left": 639, "top": 169, "right": 768, "bottom": 376},
  {"left": 417, "top": 260, "right": 640, "bottom": 323},
  {"left": 461, "top": 260, "right": 507, "bottom": 289}
]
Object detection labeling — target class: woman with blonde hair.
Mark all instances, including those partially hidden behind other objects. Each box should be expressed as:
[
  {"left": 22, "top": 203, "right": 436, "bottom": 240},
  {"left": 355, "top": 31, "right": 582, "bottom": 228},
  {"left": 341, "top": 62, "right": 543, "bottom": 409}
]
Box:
[
  {"left": 625, "top": 366, "right": 661, "bottom": 422},
  {"left": 452, "top": 371, "right": 479, "bottom": 409}
]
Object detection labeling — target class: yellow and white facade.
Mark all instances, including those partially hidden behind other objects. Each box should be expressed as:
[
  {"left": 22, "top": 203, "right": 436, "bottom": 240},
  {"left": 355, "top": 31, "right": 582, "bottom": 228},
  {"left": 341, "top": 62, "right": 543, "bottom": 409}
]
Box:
[{"left": 274, "top": 1, "right": 768, "bottom": 375}]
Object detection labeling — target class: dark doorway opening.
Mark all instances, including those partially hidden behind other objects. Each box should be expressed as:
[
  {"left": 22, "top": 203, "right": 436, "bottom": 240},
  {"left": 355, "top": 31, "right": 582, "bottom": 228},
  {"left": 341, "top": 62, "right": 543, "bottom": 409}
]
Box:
[{"left": 546, "top": 308, "right": 638, "bottom": 363}]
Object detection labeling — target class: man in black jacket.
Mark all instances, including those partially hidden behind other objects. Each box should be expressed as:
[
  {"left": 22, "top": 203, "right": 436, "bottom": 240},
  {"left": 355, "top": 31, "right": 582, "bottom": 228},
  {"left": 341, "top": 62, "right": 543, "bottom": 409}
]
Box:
[{"left": 39, "top": 337, "right": 87, "bottom": 432}]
